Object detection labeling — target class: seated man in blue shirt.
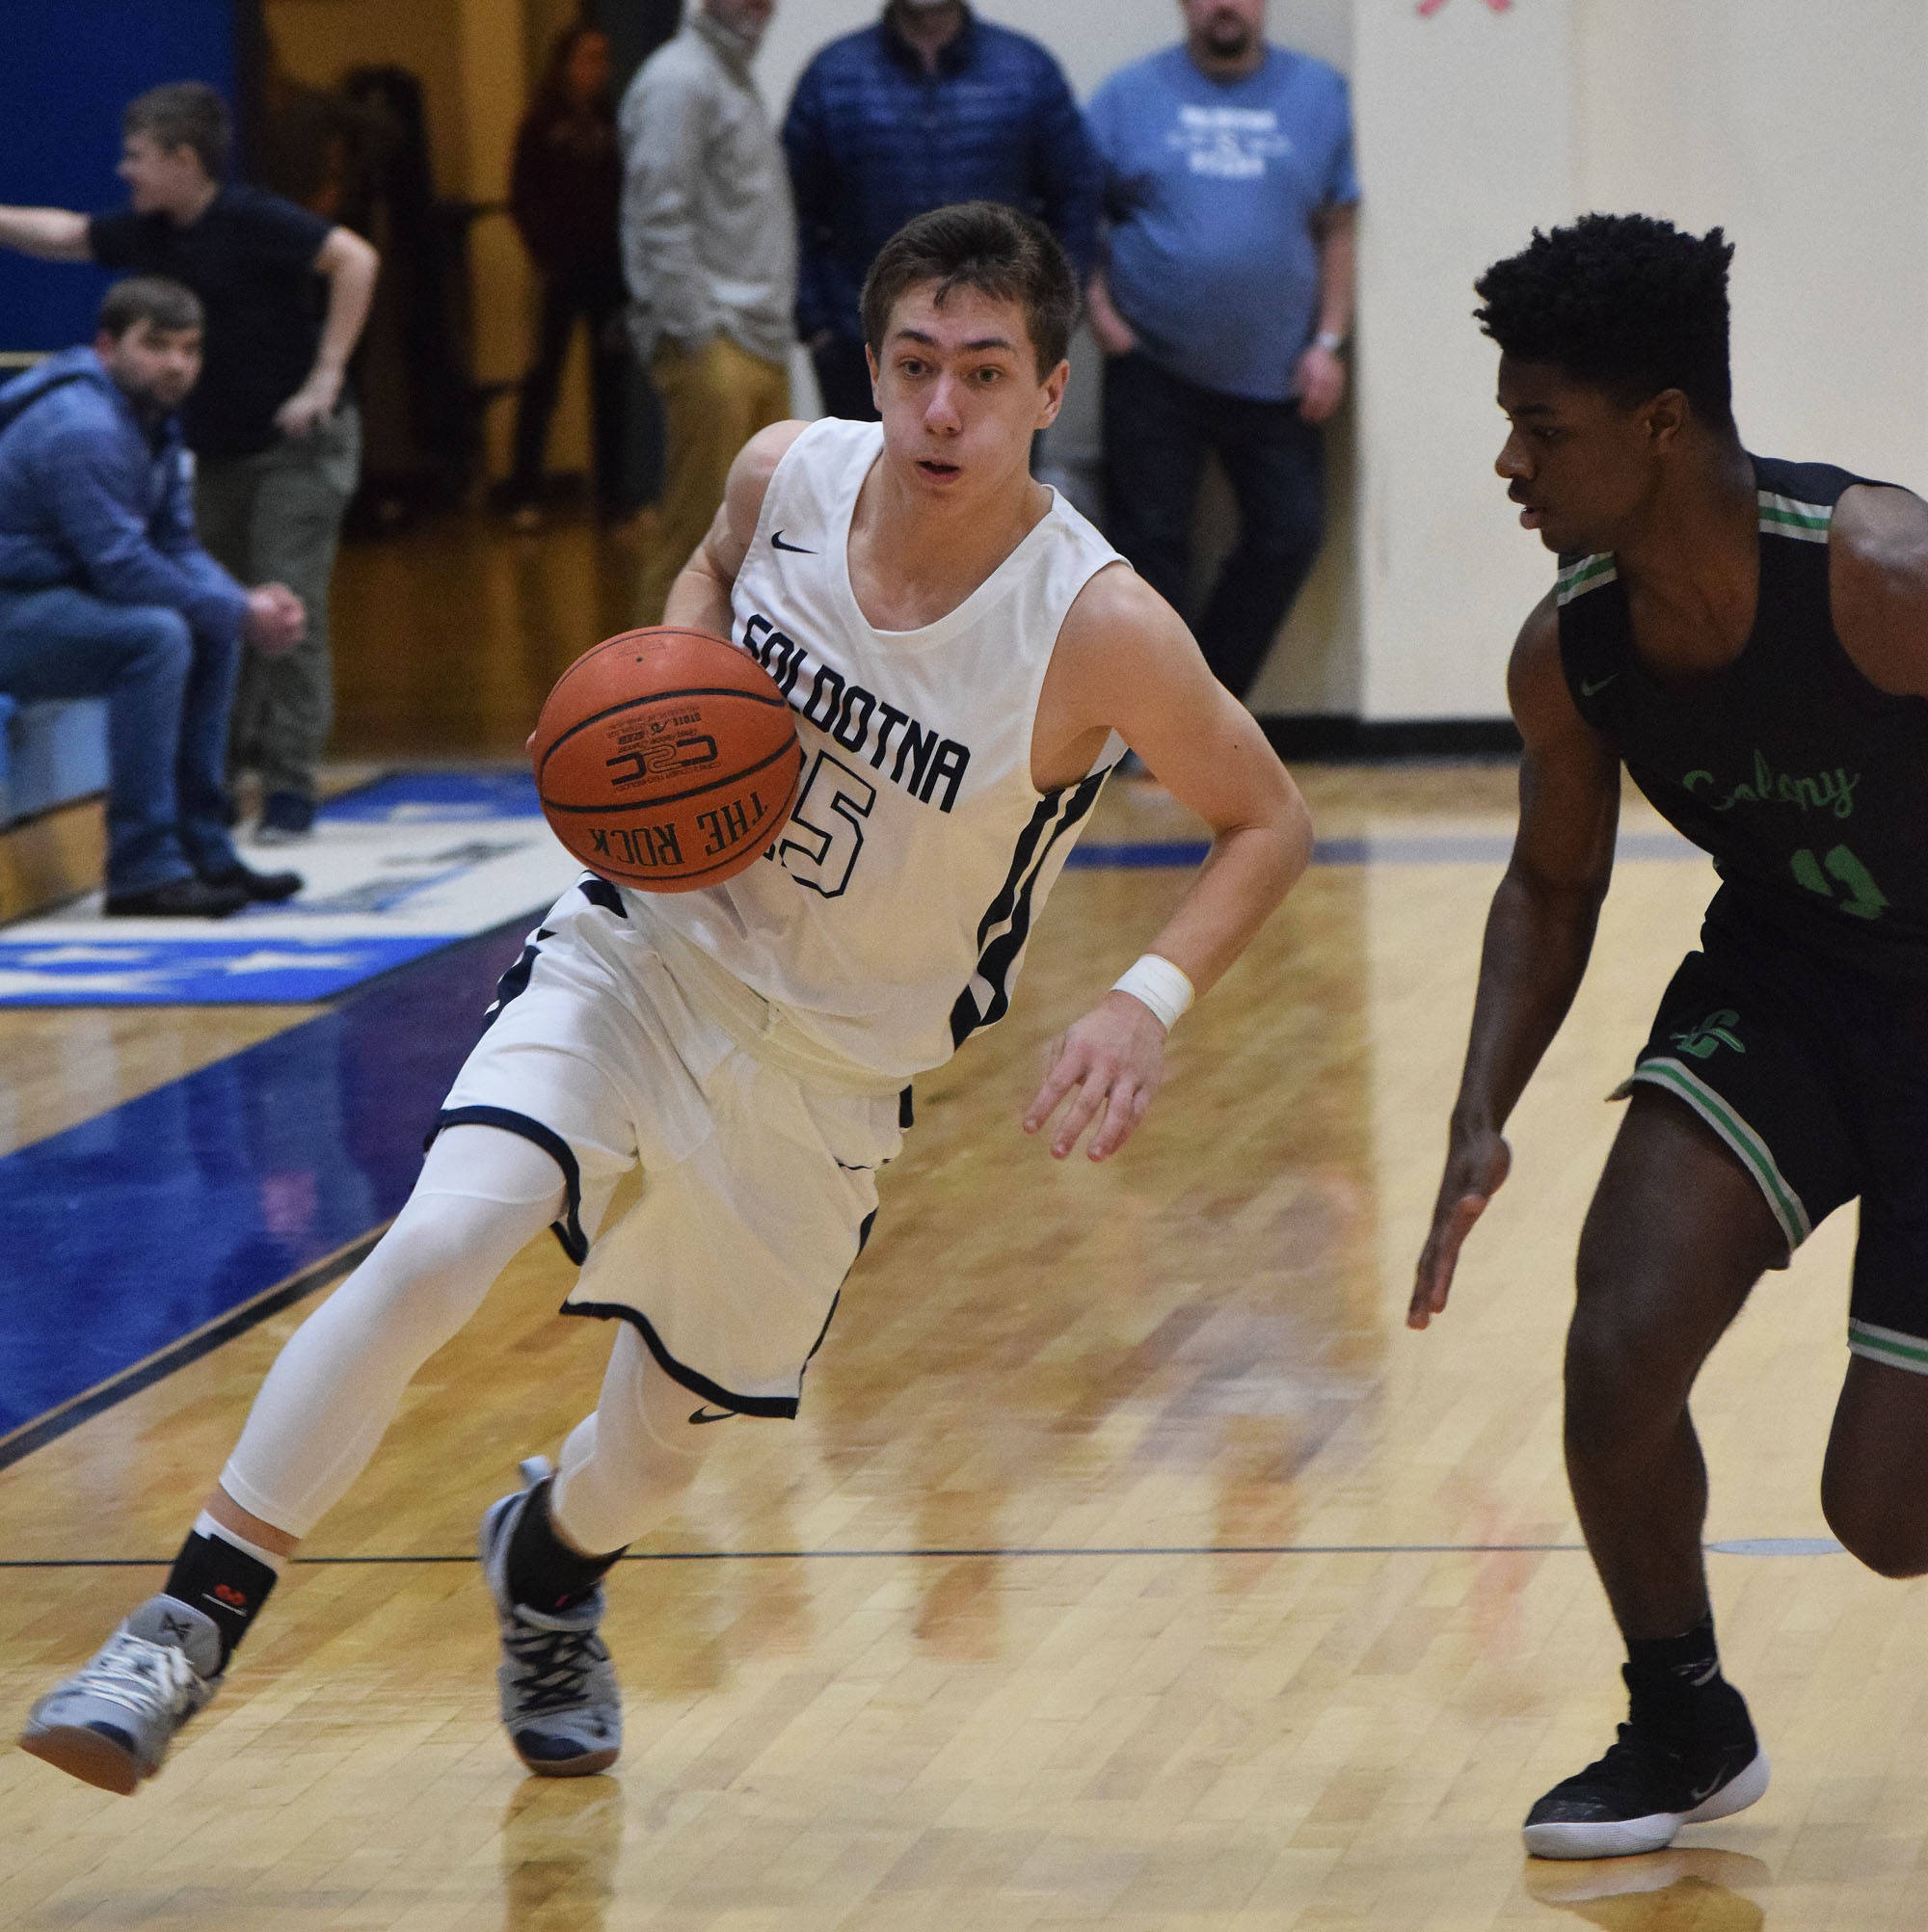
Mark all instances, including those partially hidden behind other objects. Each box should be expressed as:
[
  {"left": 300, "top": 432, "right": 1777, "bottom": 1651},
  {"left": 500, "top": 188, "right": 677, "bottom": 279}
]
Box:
[
  {"left": 1088, "top": 0, "right": 1358, "bottom": 701},
  {"left": 783, "top": 0, "right": 1100, "bottom": 419},
  {"left": 0, "top": 278, "right": 306, "bottom": 917}
]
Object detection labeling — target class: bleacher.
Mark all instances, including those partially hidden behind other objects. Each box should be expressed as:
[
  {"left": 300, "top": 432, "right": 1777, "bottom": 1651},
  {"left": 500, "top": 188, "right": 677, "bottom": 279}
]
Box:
[{"left": 0, "top": 693, "right": 106, "bottom": 826}]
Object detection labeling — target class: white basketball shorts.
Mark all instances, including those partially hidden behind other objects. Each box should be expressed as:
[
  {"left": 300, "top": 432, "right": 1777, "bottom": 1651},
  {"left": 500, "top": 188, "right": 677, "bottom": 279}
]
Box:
[{"left": 434, "top": 875, "right": 905, "bottom": 1417}]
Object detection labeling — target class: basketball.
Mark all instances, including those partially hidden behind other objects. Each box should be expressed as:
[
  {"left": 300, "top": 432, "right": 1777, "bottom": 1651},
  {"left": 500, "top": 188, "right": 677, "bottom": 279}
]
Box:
[{"left": 529, "top": 627, "right": 803, "bottom": 891}]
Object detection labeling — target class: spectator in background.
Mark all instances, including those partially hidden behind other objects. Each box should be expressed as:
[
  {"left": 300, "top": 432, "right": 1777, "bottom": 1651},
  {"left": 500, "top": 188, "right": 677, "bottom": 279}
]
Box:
[
  {"left": 0, "top": 82, "right": 379, "bottom": 844},
  {"left": 503, "top": 22, "right": 628, "bottom": 529},
  {"left": 0, "top": 280, "right": 305, "bottom": 918},
  {"left": 621, "top": 0, "right": 794, "bottom": 626},
  {"left": 784, "top": 1, "right": 1101, "bottom": 420},
  {"left": 1087, "top": 0, "right": 1357, "bottom": 701}
]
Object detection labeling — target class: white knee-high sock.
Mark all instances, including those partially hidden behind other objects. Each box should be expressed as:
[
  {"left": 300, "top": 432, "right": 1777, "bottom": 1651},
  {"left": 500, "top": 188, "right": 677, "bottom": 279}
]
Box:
[
  {"left": 550, "top": 1325, "right": 710, "bottom": 1555},
  {"left": 220, "top": 1127, "right": 567, "bottom": 1539}
]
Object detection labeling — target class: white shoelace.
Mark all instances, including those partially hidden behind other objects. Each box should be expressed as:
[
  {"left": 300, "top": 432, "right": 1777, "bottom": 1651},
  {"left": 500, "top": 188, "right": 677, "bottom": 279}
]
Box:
[{"left": 71, "top": 1632, "right": 204, "bottom": 1721}]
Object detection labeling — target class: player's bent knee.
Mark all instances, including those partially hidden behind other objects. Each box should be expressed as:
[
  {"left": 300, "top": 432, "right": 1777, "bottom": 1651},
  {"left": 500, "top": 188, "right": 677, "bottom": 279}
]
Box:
[
  {"left": 1821, "top": 1444, "right": 1928, "bottom": 1577},
  {"left": 1822, "top": 1493, "right": 1928, "bottom": 1579}
]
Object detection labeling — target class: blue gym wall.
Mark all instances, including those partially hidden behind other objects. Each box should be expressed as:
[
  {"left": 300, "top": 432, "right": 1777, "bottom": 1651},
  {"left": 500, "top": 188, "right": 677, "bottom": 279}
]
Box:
[{"left": 0, "top": 0, "right": 238, "bottom": 353}]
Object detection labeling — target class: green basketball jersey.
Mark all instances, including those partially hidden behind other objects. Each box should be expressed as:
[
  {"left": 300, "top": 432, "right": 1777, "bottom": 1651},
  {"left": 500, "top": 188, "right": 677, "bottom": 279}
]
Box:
[{"left": 1558, "top": 455, "right": 1928, "bottom": 982}]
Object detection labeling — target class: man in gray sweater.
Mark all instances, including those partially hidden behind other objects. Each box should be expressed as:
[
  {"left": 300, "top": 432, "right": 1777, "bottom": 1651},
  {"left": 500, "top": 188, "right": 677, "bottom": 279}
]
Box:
[{"left": 621, "top": 0, "right": 795, "bottom": 624}]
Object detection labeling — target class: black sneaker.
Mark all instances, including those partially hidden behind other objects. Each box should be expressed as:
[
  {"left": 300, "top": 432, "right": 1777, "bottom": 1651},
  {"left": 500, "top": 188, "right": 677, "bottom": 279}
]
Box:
[
  {"left": 103, "top": 876, "right": 249, "bottom": 920},
  {"left": 1523, "top": 1674, "right": 1768, "bottom": 1859},
  {"left": 201, "top": 862, "right": 303, "bottom": 903}
]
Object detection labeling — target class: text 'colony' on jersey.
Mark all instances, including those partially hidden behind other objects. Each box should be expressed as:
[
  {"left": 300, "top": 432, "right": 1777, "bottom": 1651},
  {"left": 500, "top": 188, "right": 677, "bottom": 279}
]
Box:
[
  {"left": 1558, "top": 454, "right": 1928, "bottom": 983},
  {"left": 633, "top": 418, "right": 1127, "bottom": 1082}
]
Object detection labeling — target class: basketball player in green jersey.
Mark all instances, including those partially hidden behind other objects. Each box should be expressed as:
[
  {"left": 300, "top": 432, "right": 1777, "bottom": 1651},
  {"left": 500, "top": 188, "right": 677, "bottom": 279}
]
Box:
[{"left": 1412, "top": 213, "right": 1928, "bottom": 1859}]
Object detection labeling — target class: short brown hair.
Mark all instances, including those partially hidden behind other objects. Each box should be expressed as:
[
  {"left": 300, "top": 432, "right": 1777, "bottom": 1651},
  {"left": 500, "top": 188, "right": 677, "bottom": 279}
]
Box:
[
  {"left": 861, "top": 201, "right": 1078, "bottom": 379},
  {"left": 98, "top": 277, "right": 204, "bottom": 341},
  {"left": 124, "top": 81, "right": 231, "bottom": 180}
]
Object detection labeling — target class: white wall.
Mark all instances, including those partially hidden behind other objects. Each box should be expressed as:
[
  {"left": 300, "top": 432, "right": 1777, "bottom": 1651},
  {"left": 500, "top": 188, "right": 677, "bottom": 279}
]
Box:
[
  {"left": 1575, "top": 0, "right": 1928, "bottom": 491},
  {"left": 1350, "top": 0, "right": 1928, "bottom": 724},
  {"left": 1349, "top": 0, "right": 1574, "bottom": 722}
]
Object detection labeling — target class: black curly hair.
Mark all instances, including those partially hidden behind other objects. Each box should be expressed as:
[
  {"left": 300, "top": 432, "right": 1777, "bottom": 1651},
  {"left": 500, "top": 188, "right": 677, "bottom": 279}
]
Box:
[{"left": 1475, "top": 214, "right": 1736, "bottom": 426}]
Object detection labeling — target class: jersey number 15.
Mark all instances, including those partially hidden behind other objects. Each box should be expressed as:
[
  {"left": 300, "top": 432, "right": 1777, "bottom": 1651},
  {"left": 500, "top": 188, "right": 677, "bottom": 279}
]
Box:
[{"left": 774, "top": 750, "right": 876, "bottom": 898}]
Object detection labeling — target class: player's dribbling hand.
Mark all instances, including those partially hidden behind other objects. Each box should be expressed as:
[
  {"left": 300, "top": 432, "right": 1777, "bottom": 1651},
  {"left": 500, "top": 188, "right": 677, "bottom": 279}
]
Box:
[
  {"left": 1409, "top": 1126, "right": 1512, "bottom": 1329},
  {"left": 1023, "top": 990, "right": 1167, "bottom": 1163}
]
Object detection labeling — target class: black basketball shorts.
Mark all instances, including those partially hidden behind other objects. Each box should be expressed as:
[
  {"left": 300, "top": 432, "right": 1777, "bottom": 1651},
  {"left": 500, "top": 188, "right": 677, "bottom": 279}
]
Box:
[{"left": 1622, "top": 929, "right": 1928, "bottom": 1374}]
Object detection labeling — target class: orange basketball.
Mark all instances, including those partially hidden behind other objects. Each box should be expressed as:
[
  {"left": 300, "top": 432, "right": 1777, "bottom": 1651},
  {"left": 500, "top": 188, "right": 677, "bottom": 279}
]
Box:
[{"left": 530, "top": 627, "right": 802, "bottom": 891}]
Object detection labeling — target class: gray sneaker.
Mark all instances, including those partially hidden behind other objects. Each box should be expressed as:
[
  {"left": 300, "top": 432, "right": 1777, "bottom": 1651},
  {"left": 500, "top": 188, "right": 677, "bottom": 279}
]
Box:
[
  {"left": 479, "top": 1458, "right": 623, "bottom": 1777},
  {"left": 18, "top": 1597, "right": 222, "bottom": 1794}
]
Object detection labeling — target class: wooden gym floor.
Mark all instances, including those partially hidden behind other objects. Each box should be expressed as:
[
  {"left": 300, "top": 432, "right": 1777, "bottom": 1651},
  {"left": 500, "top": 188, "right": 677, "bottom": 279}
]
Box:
[{"left": 2, "top": 510, "right": 1921, "bottom": 1929}]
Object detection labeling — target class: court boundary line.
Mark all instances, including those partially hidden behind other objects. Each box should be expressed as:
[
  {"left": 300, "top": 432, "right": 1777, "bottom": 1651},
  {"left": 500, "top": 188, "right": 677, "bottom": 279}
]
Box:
[
  {"left": 0, "top": 1229, "right": 387, "bottom": 1475},
  {"left": 4, "top": 1540, "right": 1845, "bottom": 1567}
]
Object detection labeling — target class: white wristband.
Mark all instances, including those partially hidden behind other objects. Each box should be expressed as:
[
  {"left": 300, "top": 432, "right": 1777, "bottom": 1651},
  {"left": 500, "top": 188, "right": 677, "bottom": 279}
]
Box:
[{"left": 1111, "top": 953, "right": 1195, "bottom": 1031}]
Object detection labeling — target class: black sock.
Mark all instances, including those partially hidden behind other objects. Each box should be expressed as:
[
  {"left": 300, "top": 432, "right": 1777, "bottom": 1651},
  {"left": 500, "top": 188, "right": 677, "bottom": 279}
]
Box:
[
  {"left": 163, "top": 1530, "right": 279, "bottom": 1670},
  {"left": 1625, "top": 1612, "right": 1722, "bottom": 1695},
  {"left": 504, "top": 1480, "right": 627, "bottom": 1613}
]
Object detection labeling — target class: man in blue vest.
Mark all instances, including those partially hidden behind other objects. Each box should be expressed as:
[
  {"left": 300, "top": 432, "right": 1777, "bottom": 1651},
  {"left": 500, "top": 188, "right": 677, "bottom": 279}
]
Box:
[
  {"left": 0, "top": 279, "right": 305, "bottom": 916},
  {"left": 783, "top": 1, "right": 1101, "bottom": 421}
]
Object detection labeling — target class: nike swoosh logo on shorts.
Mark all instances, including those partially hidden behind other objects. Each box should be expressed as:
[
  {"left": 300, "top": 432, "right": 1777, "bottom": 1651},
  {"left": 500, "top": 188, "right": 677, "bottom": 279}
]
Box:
[
  {"left": 1580, "top": 674, "right": 1619, "bottom": 697},
  {"left": 688, "top": 1407, "right": 736, "bottom": 1425},
  {"left": 771, "top": 530, "right": 817, "bottom": 553}
]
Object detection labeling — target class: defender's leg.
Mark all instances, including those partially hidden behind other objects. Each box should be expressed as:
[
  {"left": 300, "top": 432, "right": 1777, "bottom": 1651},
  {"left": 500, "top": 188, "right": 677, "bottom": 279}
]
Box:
[
  {"left": 1821, "top": 1116, "right": 1928, "bottom": 1576},
  {"left": 1526, "top": 1087, "right": 1786, "bottom": 1858},
  {"left": 1821, "top": 1359, "right": 1928, "bottom": 1576},
  {"left": 1564, "top": 1089, "right": 1787, "bottom": 1635}
]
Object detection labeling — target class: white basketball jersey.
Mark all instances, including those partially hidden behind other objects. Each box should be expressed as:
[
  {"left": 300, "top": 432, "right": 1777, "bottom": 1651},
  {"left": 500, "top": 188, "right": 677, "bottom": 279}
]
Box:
[{"left": 634, "top": 417, "right": 1125, "bottom": 1083}]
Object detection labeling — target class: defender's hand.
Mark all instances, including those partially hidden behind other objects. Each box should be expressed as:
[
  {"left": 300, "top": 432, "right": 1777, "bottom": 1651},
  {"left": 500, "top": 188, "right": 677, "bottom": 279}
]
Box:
[
  {"left": 1410, "top": 1126, "right": 1511, "bottom": 1328},
  {"left": 1023, "top": 989, "right": 1167, "bottom": 1162}
]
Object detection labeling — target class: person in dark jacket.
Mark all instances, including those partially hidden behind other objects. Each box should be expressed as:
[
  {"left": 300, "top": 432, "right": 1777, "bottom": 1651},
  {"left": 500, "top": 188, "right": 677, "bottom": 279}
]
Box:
[
  {"left": 504, "top": 23, "right": 629, "bottom": 524},
  {"left": 783, "top": 1, "right": 1101, "bottom": 419},
  {"left": 0, "top": 280, "right": 305, "bottom": 917}
]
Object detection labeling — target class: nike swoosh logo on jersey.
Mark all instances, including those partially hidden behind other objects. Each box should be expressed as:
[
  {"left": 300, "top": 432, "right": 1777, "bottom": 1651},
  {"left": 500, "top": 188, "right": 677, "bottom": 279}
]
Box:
[
  {"left": 688, "top": 1407, "right": 736, "bottom": 1425},
  {"left": 771, "top": 530, "right": 817, "bottom": 553},
  {"left": 1580, "top": 674, "right": 1619, "bottom": 697}
]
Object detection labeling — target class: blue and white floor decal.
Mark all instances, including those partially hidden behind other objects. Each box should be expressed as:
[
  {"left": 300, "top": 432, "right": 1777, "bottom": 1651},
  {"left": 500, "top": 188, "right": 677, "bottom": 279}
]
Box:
[
  {"left": 0, "top": 912, "right": 524, "bottom": 1457},
  {"left": 0, "top": 771, "right": 578, "bottom": 1006}
]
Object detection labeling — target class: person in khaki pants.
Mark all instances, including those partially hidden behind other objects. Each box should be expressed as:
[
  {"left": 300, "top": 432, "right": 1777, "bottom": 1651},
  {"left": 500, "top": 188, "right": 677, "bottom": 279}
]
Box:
[{"left": 619, "top": 0, "right": 794, "bottom": 623}]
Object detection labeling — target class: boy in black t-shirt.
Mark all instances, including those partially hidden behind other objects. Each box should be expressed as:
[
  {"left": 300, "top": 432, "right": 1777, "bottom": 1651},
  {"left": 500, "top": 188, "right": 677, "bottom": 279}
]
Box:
[{"left": 0, "top": 82, "right": 379, "bottom": 840}]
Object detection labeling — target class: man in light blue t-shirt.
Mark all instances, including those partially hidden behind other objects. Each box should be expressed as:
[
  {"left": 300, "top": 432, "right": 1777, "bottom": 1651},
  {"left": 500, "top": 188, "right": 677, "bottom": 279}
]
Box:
[{"left": 1087, "top": 0, "right": 1358, "bottom": 698}]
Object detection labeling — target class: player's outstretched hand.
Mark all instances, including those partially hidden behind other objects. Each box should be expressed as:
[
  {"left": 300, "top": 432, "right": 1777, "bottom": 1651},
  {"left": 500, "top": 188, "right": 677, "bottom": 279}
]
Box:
[
  {"left": 1023, "top": 990, "right": 1167, "bottom": 1163},
  {"left": 1409, "top": 1126, "right": 1512, "bottom": 1329}
]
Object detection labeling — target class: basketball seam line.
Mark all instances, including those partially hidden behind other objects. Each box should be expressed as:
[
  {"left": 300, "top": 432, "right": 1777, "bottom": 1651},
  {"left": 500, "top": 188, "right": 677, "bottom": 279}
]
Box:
[
  {"left": 542, "top": 736, "right": 803, "bottom": 818},
  {"left": 537, "top": 683, "right": 791, "bottom": 777}
]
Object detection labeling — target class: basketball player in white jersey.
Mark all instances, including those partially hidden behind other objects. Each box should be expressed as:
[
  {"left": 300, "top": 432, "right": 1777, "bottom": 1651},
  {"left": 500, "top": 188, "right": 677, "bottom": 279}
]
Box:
[{"left": 20, "top": 202, "right": 1312, "bottom": 1794}]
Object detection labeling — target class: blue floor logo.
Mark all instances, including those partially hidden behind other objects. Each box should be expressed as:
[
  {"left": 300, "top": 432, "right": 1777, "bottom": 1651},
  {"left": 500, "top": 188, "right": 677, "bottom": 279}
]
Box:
[{"left": 0, "top": 771, "right": 578, "bottom": 1006}]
